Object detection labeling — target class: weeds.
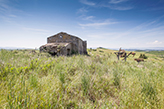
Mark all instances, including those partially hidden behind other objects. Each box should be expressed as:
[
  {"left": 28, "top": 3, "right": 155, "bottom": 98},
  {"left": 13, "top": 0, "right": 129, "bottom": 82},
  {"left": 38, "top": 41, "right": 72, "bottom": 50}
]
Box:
[
  {"left": 81, "top": 75, "right": 90, "bottom": 95},
  {"left": 0, "top": 49, "right": 164, "bottom": 108},
  {"left": 113, "top": 69, "right": 120, "bottom": 89}
]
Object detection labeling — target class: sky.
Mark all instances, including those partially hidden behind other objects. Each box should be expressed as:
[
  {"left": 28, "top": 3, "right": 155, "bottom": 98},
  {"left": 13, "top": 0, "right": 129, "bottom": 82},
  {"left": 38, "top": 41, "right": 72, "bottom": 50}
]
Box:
[{"left": 0, "top": 0, "right": 164, "bottom": 49}]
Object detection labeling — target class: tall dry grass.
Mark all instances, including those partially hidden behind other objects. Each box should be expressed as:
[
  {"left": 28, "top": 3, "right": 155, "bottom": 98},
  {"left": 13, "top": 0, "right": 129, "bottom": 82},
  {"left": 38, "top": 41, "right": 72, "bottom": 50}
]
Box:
[{"left": 0, "top": 49, "right": 164, "bottom": 108}]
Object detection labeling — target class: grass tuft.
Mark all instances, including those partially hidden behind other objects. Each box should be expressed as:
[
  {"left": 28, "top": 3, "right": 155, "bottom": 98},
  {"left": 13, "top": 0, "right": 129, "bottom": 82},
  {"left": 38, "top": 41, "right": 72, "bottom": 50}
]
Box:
[{"left": 0, "top": 49, "right": 164, "bottom": 108}]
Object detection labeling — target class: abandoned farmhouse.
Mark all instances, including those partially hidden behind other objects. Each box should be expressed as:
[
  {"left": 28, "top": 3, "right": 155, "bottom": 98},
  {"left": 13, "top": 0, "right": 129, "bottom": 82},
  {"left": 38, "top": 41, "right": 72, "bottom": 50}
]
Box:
[{"left": 39, "top": 32, "right": 87, "bottom": 56}]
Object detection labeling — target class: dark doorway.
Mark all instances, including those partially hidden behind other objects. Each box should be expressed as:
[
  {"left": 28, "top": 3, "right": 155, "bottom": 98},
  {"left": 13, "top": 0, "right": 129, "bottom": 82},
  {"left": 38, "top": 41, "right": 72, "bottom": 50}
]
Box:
[
  {"left": 49, "top": 52, "right": 57, "bottom": 56},
  {"left": 67, "top": 49, "right": 70, "bottom": 56}
]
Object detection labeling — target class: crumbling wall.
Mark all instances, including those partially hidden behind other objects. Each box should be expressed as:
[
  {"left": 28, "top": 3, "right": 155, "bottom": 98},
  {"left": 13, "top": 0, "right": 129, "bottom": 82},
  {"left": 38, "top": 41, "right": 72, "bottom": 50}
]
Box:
[
  {"left": 83, "top": 41, "right": 87, "bottom": 54},
  {"left": 47, "top": 32, "right": 87, "bottom": 55},
  {"left": 39, "top": 43, "right": 72, "bottom": 56}
]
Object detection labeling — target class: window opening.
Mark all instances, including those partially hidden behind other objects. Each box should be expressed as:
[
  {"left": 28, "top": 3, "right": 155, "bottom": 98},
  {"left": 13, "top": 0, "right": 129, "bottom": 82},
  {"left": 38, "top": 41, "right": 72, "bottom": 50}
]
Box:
[{"left": 59, "top": 35, "right": 63, "bottom": 38}]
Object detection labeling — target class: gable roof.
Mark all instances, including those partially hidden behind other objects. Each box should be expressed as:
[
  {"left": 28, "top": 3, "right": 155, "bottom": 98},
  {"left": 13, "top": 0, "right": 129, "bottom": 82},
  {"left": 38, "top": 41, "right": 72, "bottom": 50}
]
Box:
[{"left": 47, "top": 32, "right": 83, "bottom": 41}]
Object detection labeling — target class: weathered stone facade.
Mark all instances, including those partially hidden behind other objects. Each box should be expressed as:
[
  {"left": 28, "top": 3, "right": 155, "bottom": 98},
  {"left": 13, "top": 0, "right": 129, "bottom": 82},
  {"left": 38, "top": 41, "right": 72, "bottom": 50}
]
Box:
[{"left": 40, "top": 32, "right": 87, "bottom": 56}]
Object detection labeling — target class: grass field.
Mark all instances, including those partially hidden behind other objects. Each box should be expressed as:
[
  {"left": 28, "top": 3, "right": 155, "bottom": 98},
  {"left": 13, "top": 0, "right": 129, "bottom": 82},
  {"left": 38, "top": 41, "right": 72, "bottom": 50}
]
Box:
[{"left": 0, "top": 48, "right": 164, "bottom": 108}]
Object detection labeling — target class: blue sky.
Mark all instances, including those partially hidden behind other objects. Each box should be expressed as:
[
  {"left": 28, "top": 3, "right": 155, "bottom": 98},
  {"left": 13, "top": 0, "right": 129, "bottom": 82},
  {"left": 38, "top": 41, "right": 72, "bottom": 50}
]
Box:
[{"left": 0, "top": 0, "right": 164, "bottom": 49}]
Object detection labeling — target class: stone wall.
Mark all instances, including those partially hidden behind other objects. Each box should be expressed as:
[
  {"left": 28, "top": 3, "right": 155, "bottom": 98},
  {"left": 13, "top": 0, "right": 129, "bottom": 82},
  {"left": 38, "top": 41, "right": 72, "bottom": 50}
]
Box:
[
  {"left": 47, "top": 32, "right": 87, "bottom": 55},
  {"left": 83, "top": 41, "right": 87, "bottom": 54},
  {"left": 39, "top": 43, "right": 73, "bottom": 56}
]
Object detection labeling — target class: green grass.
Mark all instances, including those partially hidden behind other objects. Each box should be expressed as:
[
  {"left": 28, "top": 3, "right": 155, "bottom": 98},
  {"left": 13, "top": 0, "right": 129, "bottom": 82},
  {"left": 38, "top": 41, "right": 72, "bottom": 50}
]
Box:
[
  {"left": 146, "top": 51, "right": 164, "bottom": 59},
  {"left": 0, "top": 49, "right": 164, "bottom": 108}
]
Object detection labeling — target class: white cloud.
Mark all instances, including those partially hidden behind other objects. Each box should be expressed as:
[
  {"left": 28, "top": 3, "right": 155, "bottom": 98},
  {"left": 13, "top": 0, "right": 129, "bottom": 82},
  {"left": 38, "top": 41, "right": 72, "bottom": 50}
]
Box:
[
  {"left": 77, "top": 8, "right": 95, "bottom": 21},
  {"left": 100, "top": 0, "right": 133, "bottom": 10},
  {"left": 0, "top": 0, "right": 21, "bottom": 23},
  {"left": 109, "top": 0, "right": 128, "bottom": 4},
  {"left": 105, "top": 5, "right": 133, "bottom": 10},
  {"left": 153, "top": 40, "right": 161, "bottom": 44},
  {"left": 79, "top": 0, "right": 95, "bottom": 6},
  {"left": 114, "top": 16, "right": 164, "bottom": 39},
  {"left": 147, "top": 40, "right": 163, "bottom": 45},
  {"left": 78, "top": 0, "right": 132, "bottom": 11},
  {"left": 0, "top": 0, "right": 10, "bottom": 13},
  {"left": 83, "top": 16, "right": 95, "bottom": 20},
  {"left": 102, "top": 0, "right": 133, "bottom": 11},
  {"left": 78, "top": 15, "right": 95, "bottom": 21},
  {"left": 9, "top": 14, "right": 17, "bottom": 17},
  {"left": 77, "top": 7, "right": 88, "bottom": 14},
  {"left": 85, "top": 17, "right": 164, "bottom": 48},
  {"left": 23, "top": 27, "right": 50, "bottom": 34},
  {"left": 79, "top": 20, "right": 117, "bottom": 28},
  {"left": 87, "top": 32, "right": 117, "bottom": 38}
]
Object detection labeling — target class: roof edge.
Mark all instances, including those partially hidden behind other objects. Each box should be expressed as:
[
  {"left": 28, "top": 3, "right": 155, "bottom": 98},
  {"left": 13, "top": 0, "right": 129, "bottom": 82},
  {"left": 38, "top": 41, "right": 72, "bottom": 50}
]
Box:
[{"left": 47, "top": 32, "right": 84, "bottom": 41}]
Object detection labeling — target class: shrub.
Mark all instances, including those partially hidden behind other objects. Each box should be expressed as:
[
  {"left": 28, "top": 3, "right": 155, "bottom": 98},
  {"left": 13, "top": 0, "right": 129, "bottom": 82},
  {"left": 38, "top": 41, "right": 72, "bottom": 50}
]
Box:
[{"left": 139, "top": 54, "right": 148, "bottom": 59}]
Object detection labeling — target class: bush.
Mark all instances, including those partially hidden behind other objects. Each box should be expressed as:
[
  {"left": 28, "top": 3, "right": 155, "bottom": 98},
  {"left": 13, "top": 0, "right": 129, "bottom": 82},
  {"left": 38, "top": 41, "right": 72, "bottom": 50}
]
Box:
[{"left": 139, "top": 54, "right": 148, "bottom": 59}]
